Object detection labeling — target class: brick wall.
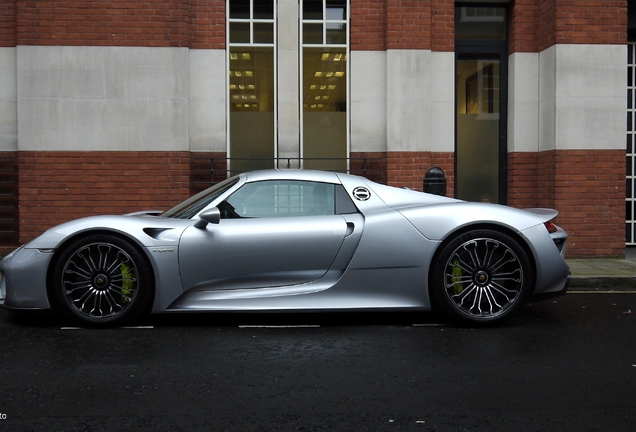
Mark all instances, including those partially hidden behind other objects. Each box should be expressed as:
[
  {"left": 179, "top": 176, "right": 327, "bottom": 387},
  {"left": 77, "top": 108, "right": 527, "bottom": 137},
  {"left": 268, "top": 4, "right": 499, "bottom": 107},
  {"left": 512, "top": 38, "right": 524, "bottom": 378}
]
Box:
[
  {"left": 386, "top": 1, "right": 431, "bottom": 50},
  {"left": 509, "top": 0, "right": 539, "bottom": 53},
  {"left": 511, "top": 0, "right": 627, "bottom": 54},
  {"left": 386, "top": 151, "right": 454, "bottom": 194},
  {"left": 350, "top": 152, "right": 388, "bottom": 185},
  {"left": 509, "top": 150, "right": 625, "bottom": 258},
  {"left": 536, "top": 0, "right": 558, "bottom": 52},
  {"left": 18, "top": 152, "right": 191, "bottom": 243},
  {"left": 351, "top": 0, "right": 453, "bottom": 52},
  {"left": 537, "top": 0, "right": 626, "bottom": 52},
  {"left": 14, "top": 0, "right": 226, "bottom": 48},
  {"left": 350, "top": 0, "right": 386, "bottom": 51},
  {"left": 508, "top": 152, "right": 541, "bottom": 208},
  {"left": 0, "top": 0, "right": 16, "bottom": 47},
  {"left": 551, "top": 150, "right": 625, "bottom": 258},
  {"left": 190, "top": 152, "right": 228, "bottom": 194},
  {"left": 431, "top": 0, "right": 454, "bottom": 52},
  {"left": 189, "top": 0, "right": 225, "bottom": 49},
  {"left": 0, "top": 152, "right": 18, "bottom": 255},
  {"left": 552, "top": 0, "right": 626, "bottom": 46}
]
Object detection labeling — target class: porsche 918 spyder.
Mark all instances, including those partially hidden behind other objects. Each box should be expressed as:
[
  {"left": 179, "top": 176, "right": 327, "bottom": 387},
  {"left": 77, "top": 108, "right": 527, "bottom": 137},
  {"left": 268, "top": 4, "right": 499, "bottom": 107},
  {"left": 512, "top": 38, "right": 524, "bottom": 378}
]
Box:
[{"left": 0, "top": 169, "right": 570, "bottom": 326}]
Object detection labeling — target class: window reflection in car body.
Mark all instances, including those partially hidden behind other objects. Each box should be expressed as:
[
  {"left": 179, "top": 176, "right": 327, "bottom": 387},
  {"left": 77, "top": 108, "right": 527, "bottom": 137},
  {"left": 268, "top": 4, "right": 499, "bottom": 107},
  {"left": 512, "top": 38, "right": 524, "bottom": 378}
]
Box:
[{"left": 162, "top": 177, "right": 240, "bottom": 219}]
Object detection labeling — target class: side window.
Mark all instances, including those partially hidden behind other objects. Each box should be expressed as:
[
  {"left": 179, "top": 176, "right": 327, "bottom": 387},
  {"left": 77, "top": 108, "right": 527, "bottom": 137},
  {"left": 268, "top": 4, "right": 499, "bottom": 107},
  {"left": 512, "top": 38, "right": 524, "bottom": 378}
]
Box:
[
  {"left": 335, "top": 184, "right": 358, "bottom": 214},
  {"left": 219, "top": 180, "right": 336, "bottom": 218}
]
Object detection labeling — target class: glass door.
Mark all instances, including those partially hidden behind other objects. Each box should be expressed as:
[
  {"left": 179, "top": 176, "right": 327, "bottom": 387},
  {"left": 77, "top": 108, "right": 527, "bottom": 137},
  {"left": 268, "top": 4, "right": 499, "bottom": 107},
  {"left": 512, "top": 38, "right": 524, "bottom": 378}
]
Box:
[
  {"left": 456, "top": 53, "right": 503, "bottom": 203},
  {"left": 455, "top": 5, "right": 507, "bottom": 204}
]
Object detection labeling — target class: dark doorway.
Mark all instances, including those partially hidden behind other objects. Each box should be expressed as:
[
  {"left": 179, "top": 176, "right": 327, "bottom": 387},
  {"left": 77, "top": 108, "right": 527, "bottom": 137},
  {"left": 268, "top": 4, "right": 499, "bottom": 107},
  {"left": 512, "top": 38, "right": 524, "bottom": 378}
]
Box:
[{"left": 455, "top": 5, "right": 508, "bottom": 204}]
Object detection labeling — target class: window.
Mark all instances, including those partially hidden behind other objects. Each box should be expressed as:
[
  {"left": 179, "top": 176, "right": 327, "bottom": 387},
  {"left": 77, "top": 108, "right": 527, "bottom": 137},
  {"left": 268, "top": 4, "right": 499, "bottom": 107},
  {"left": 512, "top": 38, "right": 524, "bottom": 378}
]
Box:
[
  {"left": 227, "top": 0, "right": 350, "bottom": 173},
  {"left": 162, "top": 176, "right": 240, "bottom": 219},
  {"left": 218, "top": 180, "right": 358, "bottom": 218},
  {"left": 627, "top": 42, "right": 636, "bottom": 244},
  {"left": 228, "top": 0, "right": 276, "bottom": 173},
  {"left": 220, "top": 180, "right": 337, "bottom": 218},
  {"left": 301, "top": 0, "right": 349, "bottom": 171}
]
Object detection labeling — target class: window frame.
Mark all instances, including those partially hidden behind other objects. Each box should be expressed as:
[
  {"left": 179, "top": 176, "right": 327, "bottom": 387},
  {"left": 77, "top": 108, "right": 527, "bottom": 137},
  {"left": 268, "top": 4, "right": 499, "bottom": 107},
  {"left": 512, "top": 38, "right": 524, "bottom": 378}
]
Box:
[
  {"left": 218, "top": 180, "right": 358, "bottom": 219},
  {"left": 227, "top": 0, "right": 278, "bottom": 174},
  {"left": 300, "top": 0, "right": 350, "bottom": 170}
]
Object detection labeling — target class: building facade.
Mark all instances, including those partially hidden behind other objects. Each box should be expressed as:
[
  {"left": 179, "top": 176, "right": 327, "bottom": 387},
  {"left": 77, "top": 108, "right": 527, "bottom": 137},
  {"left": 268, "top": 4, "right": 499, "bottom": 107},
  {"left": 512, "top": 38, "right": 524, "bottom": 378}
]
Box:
[{"left": 0, "top": 0, "right": 629, "bottom": 257}]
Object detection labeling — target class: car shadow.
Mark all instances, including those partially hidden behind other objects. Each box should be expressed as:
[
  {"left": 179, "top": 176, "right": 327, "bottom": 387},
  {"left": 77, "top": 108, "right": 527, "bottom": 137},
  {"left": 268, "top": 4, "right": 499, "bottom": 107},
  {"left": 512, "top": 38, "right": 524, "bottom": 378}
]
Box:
[
  {"left": 0, "top": 303, "right": 563, "bottom": 329},
  {"left": 143, "top": 310, "right": 447, "bottom": 328}
]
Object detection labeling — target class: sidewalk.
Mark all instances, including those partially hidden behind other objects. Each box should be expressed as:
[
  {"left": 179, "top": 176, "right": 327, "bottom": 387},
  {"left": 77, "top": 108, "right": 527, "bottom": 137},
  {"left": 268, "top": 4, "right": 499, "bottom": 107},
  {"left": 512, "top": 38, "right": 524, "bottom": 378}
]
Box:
[{"left": 567, "top": 258, "right": 636, "bottom": 290}]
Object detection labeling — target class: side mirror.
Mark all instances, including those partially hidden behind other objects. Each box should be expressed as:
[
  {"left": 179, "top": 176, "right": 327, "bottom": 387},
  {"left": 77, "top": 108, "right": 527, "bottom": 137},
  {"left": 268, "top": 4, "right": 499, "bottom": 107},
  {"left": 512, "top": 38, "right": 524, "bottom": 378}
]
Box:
[{"left": 194, "top": 207, "right": 221, "bottom": 229}]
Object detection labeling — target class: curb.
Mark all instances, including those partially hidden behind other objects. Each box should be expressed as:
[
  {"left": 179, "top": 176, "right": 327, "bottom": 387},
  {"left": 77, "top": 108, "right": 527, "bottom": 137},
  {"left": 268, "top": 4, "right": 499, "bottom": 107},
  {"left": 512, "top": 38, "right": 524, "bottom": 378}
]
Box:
[{"left": 569, "top": 276, "right": 636, "bottom": 290}]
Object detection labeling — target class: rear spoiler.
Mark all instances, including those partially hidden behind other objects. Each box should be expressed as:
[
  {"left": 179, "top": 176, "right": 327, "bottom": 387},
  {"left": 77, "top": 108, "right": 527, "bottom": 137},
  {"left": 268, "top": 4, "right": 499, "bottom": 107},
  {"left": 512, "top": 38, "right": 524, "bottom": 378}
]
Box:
[{"left": 522, "top": 208, "right": 558, "bottom": 222}]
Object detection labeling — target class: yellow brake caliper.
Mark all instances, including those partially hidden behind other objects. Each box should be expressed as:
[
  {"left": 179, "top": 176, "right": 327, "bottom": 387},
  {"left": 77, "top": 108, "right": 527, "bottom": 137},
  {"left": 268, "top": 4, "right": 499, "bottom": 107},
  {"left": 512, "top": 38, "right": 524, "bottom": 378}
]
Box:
[
  {"left": 120, "top": 262, "right": 134, "bottom": 303},
  {"left": 451, "top": 258, "right": 464, "bottom": 295}
]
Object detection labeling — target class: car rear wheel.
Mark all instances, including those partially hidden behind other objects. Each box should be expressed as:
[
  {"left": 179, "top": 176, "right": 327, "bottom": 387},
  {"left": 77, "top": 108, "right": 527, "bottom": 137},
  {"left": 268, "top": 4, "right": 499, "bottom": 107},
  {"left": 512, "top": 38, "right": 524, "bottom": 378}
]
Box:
[
  {"left": 431, "top": 229, "right": 533, "bottom": 325},
  {"left": 51, "top": 234, "right": 154, "bottom": 327}
]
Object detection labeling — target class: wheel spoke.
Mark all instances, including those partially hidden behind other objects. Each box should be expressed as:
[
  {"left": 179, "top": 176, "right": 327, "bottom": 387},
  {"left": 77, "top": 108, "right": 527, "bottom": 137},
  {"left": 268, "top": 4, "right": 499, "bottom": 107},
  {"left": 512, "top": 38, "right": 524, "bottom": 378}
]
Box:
[
  {"left": 444, "top": 236, "right": 525, "bottom": 320},
  {"left": 489, "top": 281, "right": 517, "bottom": 299},
  {"left": 462, "top": 241, "right": 482, "bottom": 269},
  {"left": 451, "top": 283, "right": 477, "bottom": 304},
  {"left": 65, "top": 260, "right": 92, "bottom": 279},
  {"left": 80, "top": 248, "right": 98, "bottom": 273},
  {"left": 489, "top": 253, "right": 518, "bottom": 275},
  {"left": 61, "top": 241, "right": 138, "bottom": 320},
  {"left": 483, "top": 240, "right": 500, "bottom": 269},
  {"left": 89, "top": 292, "right": 102, "bottom": 317},
  {"left": 74, "top": 287, "right": 96, "bottom": 309},
  {"left": 64, "top": 282, "right": 93, "bottom": 295},
  {"left": 105, "top": 250, "right": 126, "bottom": 274},
  {"left": 482, "top": 286, "right": 503, "bottom": 313},
  {"left": 104, "top": 290, "right": 125, "bottom": 311},
  {"left": 491, "top": 271, "right": 521, "bottom": 283},
  {"left": 452, "top": 254, "right": 476, "bottom": 274}
]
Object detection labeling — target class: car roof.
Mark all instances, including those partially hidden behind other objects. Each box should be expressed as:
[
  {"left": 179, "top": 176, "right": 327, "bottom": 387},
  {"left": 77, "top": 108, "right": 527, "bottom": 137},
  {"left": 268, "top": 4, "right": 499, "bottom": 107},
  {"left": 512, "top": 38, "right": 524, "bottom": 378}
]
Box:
[{"left": 242, "top": 169, "right": 346, "bottom": 184}]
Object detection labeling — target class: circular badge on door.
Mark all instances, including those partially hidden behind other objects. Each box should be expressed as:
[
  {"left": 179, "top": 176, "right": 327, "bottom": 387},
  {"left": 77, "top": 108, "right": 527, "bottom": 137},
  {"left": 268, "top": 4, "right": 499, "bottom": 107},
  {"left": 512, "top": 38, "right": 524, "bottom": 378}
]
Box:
[{"left": 352, "top": 187, "right": 371, "bottom": 201}]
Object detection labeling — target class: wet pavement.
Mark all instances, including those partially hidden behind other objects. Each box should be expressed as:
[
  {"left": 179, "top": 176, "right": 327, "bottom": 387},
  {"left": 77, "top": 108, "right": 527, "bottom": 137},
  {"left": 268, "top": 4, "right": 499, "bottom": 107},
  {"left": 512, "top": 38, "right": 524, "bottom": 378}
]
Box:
[{"left": 0, "top": 292, "right": 635, "bottom": 431}]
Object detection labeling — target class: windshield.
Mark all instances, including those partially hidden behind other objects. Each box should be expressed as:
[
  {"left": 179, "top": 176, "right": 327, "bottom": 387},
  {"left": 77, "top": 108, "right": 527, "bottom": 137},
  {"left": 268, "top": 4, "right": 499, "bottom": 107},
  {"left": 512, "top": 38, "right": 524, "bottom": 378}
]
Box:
[{"left": 161, "top": 176, "right": 240, "bottom": 219}]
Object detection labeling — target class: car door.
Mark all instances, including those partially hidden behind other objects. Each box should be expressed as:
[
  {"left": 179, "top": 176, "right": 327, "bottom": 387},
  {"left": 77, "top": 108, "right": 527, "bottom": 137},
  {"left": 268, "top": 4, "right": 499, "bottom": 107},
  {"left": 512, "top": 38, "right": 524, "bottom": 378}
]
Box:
[{"left": 178, "top": 180, "right": 353, "bottom": 292}]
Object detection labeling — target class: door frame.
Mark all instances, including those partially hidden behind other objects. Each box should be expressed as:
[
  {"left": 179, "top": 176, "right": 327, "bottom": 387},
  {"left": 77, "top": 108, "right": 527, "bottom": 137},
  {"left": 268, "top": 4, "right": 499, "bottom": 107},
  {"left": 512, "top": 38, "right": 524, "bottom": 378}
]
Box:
[{"left": 455, "top": 40, "right": 508, "bottom": 204}]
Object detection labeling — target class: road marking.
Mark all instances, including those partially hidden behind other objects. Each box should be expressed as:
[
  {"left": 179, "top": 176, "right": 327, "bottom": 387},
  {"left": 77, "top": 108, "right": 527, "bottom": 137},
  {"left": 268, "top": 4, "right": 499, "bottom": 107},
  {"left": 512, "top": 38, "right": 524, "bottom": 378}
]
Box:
[
  {"left": 568, "top": 290, "right": 636, "bottom": 294},
  {"left": 60, "top": 326, "right": 154, "bottom": 330},
  {"left": 238, "top": 325, "right": 320, "bottom": 328},
  {"left": 412, "top": 323, "right": 448, "bottom": 327}
]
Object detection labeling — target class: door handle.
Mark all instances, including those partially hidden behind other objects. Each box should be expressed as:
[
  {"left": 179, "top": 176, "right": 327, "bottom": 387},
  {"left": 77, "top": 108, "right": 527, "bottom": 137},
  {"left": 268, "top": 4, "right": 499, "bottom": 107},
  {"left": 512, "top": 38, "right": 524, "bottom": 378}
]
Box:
[{"left": 345, "top": 222, "right": 355, "bottom": 237}]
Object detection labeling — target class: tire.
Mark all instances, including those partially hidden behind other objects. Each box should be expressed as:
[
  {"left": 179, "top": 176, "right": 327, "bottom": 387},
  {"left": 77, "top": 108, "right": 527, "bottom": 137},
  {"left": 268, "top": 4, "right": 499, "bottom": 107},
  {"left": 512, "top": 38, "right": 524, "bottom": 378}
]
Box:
[
  {"left": 50, "top": 234, "right": 154, "bottom": 327},
  {"left": 431, "top": 229, "right": 533, "bottom": 325}
]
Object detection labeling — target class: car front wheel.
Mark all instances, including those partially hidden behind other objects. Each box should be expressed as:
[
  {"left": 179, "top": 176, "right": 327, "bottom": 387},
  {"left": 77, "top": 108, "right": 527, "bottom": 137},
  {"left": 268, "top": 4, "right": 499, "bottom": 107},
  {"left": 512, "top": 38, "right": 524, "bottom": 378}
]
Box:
[
  {"left": 50, "top": 234, "right": 154, "bottom": 327},
  {"left": 431, "top": 229, "right": 533, "bottom": 325}
]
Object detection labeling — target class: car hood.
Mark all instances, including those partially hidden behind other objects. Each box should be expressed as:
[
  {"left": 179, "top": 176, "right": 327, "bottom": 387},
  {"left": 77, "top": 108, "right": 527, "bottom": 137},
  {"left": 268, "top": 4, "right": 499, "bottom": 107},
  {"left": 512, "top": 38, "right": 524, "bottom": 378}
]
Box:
[{"left": 24, "top": 214, "right": 194, "bottom": 250}]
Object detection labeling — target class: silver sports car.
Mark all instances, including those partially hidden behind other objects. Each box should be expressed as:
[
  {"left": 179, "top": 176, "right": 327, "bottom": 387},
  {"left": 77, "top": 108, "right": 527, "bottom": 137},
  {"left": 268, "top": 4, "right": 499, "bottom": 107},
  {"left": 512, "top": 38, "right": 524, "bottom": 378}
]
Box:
[{"left": 0, "top": 169, "right": 570, "bottom": 327}]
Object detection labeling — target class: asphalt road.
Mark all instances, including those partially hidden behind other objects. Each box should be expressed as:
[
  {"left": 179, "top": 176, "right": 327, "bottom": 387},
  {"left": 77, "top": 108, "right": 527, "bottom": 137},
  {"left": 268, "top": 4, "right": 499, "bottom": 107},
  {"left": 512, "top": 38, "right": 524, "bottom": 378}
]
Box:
[{"left": 0, "top": 292, "right": 634, "bottom": 432}]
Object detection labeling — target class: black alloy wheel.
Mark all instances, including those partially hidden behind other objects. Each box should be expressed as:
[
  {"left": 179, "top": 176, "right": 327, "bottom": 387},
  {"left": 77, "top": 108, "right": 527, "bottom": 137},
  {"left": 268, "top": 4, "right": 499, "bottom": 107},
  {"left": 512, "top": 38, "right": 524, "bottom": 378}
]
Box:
[
  {"left": 51, "top": 234, "right": 154, "bottom": 327},
  {"left": 431, "top": 229, "right": 533, "bottom": 325}
]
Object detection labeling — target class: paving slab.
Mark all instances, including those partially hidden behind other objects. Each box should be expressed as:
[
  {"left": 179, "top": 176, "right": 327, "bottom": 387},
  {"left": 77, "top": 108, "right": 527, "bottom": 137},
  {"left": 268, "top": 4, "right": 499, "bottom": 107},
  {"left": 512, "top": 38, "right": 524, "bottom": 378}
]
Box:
[{"left": 566, "top": 259, "right": 636, "bottom": 290}]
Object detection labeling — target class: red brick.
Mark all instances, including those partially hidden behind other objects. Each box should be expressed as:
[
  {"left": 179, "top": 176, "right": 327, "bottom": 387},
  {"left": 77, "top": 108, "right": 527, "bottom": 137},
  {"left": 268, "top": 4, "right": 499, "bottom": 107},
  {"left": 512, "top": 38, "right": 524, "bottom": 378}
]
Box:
[
  {"left": 17, "top": 151, "right": 192, "bottom": 243},
  {"left": 508, "top": 150, "right": 624, "bottom": 258},
  {"left": 11, "top": 0, "right": 226, "bottom": 48}
]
